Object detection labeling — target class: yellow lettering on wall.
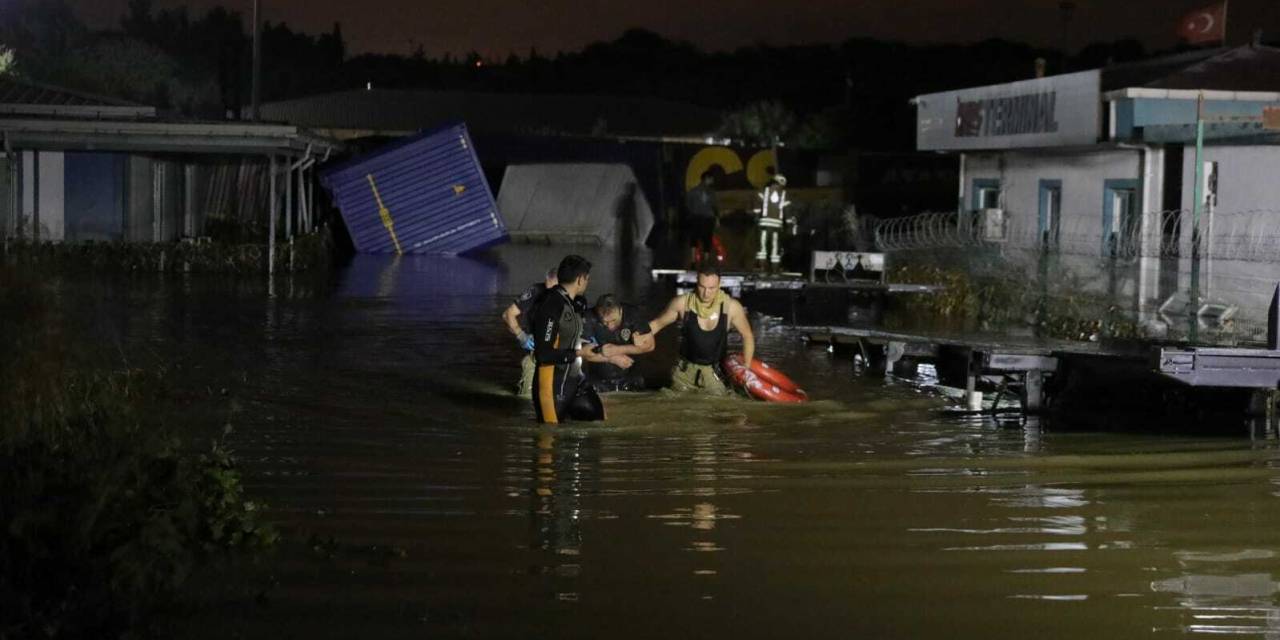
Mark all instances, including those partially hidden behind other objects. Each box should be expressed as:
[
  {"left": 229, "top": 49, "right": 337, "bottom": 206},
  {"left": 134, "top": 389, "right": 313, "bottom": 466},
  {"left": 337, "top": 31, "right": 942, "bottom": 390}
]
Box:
[
  {"left": 685, "top": 146, "right": 744, "bottom": 191},
  {"left": 745, "top": 149, "right": 778, "bottom": 189}
]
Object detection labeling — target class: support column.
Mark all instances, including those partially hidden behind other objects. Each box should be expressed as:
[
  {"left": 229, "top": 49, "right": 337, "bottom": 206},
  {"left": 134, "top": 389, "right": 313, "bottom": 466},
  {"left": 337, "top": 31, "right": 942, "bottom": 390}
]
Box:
[
  {"left": 268, "top": 154, "right": 276, "bottom": 275},
  {"left": 285, "top": 157, "right": 293, "bottom": 239},
  {"left": 1021, "top": 370, "right": 1045, "bottom": 413}
]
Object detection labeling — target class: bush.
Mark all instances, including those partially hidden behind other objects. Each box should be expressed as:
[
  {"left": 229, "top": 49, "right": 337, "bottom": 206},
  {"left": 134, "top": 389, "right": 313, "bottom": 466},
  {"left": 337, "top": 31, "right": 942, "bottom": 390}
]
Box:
[{"left": 0, "top": 266, "right": 275, "bottom": 638}]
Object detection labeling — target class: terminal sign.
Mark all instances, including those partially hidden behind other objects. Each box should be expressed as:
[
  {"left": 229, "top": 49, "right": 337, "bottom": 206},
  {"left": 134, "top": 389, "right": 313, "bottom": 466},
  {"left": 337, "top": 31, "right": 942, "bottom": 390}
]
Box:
[
  {"left": 955, "top": 92, "right": 1058, "bottom": 137},
  {"left": 916, "top": 69, "right": 1100, "bottom": 151}
]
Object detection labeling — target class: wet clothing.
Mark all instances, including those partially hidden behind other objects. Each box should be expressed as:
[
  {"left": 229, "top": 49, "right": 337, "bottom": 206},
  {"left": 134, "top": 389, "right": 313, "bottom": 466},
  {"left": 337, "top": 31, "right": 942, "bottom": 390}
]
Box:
[
  {"left": 513, "top": 283, "right": 550, "bottom": 333},
  {"left": 680, "top": 293, "right": 730, "bottom": 365},
  {"left": 671, "top": 291, "right": 731, "bottom": 393},
  {"left": 529, "top": 285, "right": 604, "bottom": 423},
  {"left": 670, "top": 360, "right": 730, "bottom": 395},
  {"left": 511, "top": 283, "right": 549, "bottom": 397},
  {"left": 582, "top": 305, "right": 650, "bottom": 391},
  {"left": 517, "top": 353, "right": 535, "bottom": 398}
]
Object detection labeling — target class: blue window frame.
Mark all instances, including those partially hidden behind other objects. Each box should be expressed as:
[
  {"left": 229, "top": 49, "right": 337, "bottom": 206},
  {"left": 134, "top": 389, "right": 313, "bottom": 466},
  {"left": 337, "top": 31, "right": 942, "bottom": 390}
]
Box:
[
  {"left": 1037, "top": 179, "right": 1062, "bottom": 248},
  {"left": 1101, "top": 179, "right": 1139, "bottom": 256},
  {"left": 971, "top": 178, "right": 1001, "bottom": 211}
]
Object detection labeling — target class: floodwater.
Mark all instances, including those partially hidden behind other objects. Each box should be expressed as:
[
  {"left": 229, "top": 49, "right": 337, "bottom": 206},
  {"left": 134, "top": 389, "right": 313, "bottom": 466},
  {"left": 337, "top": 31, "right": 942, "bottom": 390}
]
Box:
[{"left": 59, "top": 245, "right": 1280, "bottom": 638}]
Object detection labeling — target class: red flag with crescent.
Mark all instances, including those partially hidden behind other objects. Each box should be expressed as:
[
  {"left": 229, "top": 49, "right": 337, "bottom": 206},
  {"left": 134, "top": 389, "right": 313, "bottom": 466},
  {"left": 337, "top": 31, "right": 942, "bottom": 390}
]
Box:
[{"left": 1177, "top": 1, "right": 1227, "bottom": 44}]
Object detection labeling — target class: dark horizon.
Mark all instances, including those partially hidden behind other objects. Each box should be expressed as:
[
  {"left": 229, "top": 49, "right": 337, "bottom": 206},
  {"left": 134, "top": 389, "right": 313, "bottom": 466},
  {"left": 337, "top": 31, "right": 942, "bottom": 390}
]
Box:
[{"left": 62, "top": 0, "right": 1280, "bottom": 59}]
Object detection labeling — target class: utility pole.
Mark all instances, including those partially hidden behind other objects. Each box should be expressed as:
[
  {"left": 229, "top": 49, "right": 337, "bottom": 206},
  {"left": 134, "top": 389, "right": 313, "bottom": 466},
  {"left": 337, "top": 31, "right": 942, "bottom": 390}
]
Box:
[{"left": 251, "top": 0, "right": 261, "bottom": 121}]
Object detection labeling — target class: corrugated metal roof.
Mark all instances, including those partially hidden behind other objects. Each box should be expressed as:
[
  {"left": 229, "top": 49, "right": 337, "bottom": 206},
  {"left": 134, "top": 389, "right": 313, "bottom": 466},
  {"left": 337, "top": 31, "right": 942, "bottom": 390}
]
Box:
[
  {"left": 259, "top": 89, "right": 721, "bottom": 138},
  {"left": 0, "top": 76, "right": 149, "bottom": 106},
  {"left": 320, "top": 122, "right": 507, "bottom": 255}
]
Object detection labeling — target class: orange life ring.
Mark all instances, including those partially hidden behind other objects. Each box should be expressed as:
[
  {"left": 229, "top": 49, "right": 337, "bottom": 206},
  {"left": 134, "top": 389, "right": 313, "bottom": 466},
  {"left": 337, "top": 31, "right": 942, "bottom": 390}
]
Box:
[{"left": 722, "top": 353, "right": 808, "bottom": 403}]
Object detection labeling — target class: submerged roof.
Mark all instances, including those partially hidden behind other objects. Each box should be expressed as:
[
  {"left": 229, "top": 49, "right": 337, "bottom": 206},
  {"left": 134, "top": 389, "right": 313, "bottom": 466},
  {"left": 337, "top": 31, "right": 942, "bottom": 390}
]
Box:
[{"left": 257, "top": 88, "right": 722, "bottom": 138}]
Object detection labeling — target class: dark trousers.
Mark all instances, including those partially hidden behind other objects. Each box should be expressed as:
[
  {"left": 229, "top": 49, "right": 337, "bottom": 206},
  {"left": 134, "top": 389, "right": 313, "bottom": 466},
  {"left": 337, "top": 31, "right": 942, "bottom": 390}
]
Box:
[{"left": 533, "top": 365, "right": 605, "bottom": 423}]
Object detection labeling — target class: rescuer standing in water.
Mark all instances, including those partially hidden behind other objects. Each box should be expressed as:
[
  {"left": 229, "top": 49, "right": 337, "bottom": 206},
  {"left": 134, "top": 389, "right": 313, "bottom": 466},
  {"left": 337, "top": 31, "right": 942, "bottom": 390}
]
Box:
[
  {"left": 502, "top": 267, "right": 558, "bottom": 397},
  {"left": 529, "top": 255, "right": 611, "bottom": 423},
  {"left": 648, "top": 260, "right": 755, "bottom": 394}
]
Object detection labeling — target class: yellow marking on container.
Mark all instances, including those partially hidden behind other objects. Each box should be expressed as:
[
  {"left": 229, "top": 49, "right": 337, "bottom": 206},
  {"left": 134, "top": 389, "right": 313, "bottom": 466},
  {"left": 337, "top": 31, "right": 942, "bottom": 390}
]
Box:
[
  {"left": 452, "top": 184, "right": 466, "bottom": 195},
  {"left": 365, "top": 174, "right": 402, "bottom": 254}
]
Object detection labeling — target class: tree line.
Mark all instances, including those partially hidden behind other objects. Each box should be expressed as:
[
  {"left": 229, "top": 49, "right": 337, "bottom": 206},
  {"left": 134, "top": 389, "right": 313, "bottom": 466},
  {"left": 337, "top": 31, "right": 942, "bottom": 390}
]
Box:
[{"left": 0, "top": 0, "right": 1191, "bottom": 150}]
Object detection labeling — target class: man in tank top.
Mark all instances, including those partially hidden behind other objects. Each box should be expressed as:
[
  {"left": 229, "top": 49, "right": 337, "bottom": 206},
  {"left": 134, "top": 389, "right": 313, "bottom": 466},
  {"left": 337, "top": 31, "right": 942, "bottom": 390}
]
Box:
[{"left": 647, "top": 260, "right": 755, "bottom": 394}]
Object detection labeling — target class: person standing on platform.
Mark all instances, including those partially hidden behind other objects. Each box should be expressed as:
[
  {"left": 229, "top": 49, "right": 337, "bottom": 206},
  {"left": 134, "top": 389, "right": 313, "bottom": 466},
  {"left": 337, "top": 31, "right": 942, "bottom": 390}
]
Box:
[
  {"left": 685, "top": 170, "right": 721, "bottom": 268},
  {"left": 753, "top": 174, "right": 790, "bottom": 272}
]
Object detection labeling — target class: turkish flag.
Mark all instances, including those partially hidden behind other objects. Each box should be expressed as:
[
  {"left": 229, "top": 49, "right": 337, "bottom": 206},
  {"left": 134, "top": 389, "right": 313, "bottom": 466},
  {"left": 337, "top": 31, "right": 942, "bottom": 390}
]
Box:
[{"left": 1177, "top": 1, "right": 1227, "bottom": 44}]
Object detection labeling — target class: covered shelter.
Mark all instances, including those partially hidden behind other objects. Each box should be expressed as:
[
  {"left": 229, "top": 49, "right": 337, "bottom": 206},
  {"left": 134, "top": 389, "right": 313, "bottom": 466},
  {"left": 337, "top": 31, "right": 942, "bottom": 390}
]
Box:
[{"left": 0, "top": 76, "right": 343, "bottom": 272}]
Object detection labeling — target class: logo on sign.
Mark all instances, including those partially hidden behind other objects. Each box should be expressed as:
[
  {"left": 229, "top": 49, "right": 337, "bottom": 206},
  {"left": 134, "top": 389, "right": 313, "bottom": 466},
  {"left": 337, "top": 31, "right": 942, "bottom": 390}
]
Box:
[{"left": 955, "top": 92, "right": 1059, "bottom": 138}]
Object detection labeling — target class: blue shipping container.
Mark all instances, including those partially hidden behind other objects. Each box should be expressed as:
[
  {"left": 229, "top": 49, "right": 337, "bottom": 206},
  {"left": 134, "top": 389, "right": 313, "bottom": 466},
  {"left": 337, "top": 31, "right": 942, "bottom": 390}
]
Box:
[{"left": 320, "top": 123, "right": 507, "bottom": 255}]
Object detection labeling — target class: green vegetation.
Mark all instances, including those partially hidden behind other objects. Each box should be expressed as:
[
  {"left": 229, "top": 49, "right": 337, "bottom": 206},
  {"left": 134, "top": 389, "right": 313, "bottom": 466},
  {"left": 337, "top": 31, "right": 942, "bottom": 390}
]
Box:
[
  {"left": 1, "top": 228, "right": 334, "bottom": 275},
  {"left": 0, "top": 265, "right": 276, "bottom": 637},
  {"left": 885, "top": 258, "right": 1143, "bottom": 341}
]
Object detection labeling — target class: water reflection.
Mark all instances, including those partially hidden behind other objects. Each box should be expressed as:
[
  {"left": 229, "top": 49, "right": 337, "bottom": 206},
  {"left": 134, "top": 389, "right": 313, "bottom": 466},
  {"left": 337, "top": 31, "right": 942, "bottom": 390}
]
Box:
[{"left": 1154, "top": 550, "right": 1280, "bottom": 636}]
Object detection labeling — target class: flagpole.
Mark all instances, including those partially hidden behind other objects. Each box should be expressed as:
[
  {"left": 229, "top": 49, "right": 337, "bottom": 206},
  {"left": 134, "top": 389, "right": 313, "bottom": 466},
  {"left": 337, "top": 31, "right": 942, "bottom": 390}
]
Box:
[{"left": 1223, "top": 0, "right": 1229, "bottom": 44}]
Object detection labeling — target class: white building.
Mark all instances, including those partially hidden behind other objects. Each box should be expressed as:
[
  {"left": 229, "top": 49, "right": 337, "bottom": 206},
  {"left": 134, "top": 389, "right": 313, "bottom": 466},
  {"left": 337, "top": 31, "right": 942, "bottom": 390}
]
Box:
[{"left": 911, "top": 44, "right": 1280, "bottom": 335}]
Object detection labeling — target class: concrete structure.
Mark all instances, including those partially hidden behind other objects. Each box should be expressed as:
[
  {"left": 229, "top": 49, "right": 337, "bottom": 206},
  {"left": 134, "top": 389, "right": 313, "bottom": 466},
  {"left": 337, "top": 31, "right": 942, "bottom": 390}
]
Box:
[{"left": 911, "top": 44, "right": 1280, "bottom": 337}]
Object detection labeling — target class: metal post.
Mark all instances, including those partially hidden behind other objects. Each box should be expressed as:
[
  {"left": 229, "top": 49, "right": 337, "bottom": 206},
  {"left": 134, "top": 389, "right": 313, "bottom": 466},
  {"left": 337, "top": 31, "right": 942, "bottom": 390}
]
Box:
[
  {"left": 1189, "top": 92, "right": 1206, "bottom": 343},
  {"left": 1267, "top": 283, "right": 1279, "bottom": 350},
  {"left": 268, "top": 154, "right": 276, "bottom": 275},
  {"left": 285, "top": 159, "right": 293, "bottom": 239}
]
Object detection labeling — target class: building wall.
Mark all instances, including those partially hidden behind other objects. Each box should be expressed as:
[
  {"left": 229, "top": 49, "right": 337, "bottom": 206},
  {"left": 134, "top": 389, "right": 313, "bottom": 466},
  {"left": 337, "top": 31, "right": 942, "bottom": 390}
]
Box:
[
  {"left": 1179, "top": 144, "right": 1280, "bottom": 214},
  {"left": 964, "top": 148, "right": 1144, "bottom": 245},
  {"left": 1169, "top": 145, "right": 1280, "bottom": 326}
]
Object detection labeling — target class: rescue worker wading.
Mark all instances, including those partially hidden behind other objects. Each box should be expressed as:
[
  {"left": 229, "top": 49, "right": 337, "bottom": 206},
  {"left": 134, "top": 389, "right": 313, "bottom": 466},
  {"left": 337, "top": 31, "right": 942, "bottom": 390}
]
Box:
[
  {"left": 530, "top": 255, "right": 610, "bottom": 423},
  {"left": 501, "top": 267, "right": 557, "bottom": 397},
  {"left": 583, "top": 294, "right": 655, "bottom": 392},
  {"left": 648, "top": 260, "right": 755, "bottom": 394}
]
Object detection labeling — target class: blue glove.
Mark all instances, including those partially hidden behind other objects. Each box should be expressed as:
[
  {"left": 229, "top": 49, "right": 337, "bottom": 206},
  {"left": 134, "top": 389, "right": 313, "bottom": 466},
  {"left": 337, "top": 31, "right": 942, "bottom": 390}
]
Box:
[{"left": 518, "top": 332, "right": 535, "bottom": 351}]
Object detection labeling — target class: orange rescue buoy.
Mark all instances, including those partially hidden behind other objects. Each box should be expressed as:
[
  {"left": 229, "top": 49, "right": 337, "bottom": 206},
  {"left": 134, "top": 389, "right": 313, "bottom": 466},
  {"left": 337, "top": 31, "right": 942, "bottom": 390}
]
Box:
[{"left": 722, "top": 353, "right": 808, "bottom": 403}]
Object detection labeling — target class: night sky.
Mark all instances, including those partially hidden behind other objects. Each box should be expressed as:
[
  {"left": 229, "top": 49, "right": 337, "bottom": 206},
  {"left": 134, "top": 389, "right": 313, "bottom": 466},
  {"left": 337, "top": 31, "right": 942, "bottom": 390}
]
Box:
[{"left": 63, "top": 0, "right": 1280, "bottom": 58}]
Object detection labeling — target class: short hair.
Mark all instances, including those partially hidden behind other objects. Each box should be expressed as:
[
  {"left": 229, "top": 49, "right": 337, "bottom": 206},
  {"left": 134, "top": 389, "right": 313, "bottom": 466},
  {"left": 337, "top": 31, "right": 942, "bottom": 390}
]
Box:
[
  {"left": 556, "top": 254, "right": 592, "bottom": 284},
  {"left": 594, "top": 293, "right": 620, "bottom": 314},
  {"left": 694, "top": 257, "right": 720, "bottom": 279}
]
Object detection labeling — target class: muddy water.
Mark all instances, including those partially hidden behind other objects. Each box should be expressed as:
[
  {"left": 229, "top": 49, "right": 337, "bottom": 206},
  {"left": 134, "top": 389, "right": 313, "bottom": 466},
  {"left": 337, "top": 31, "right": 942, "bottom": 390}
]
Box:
[{"left": 64, "top": 245, "right": 1280, "bottom": 638}]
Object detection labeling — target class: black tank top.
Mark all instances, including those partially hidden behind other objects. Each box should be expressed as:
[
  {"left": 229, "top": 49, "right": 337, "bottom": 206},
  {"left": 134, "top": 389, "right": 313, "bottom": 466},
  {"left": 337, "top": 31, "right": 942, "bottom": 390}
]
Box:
[{"left": 680, "top": 301, "right": 727, "bottom": 365}]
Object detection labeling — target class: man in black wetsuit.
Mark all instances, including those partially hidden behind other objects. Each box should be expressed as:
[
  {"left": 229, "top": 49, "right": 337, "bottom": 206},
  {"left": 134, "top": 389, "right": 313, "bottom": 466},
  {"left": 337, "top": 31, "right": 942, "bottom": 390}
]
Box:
[
  {"left": 582, "top": 294, "right": 655, "bottom": 392},
  {"left": 529, "top": 255, "right": 612, "bottom": 423},
  {"left": 648, "top": 259, "right": 755, "bottom": 394}
]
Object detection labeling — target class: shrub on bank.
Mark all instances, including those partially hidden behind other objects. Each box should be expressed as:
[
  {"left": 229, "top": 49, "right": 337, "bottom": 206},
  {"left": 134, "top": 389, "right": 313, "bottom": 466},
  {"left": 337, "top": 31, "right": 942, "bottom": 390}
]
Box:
[
  {"left": 0, "top": 266, "right": 275, "bottom": 638},
  {"left": 0, "top": 226, "right": 335, "bottom": 275}
]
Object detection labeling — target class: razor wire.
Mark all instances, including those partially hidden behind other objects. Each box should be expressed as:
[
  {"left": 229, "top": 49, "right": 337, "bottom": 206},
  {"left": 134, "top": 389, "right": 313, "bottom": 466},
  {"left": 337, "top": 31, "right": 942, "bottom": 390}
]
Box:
[{"left": 875, "top": 208, "right": 1280, "bottom": 263}]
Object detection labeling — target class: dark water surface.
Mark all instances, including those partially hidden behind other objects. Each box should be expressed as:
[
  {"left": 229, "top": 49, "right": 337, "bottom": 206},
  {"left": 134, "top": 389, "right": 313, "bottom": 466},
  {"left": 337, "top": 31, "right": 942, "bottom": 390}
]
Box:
[{"left": 63, "top": 246, "right": 1280, "bottom": 638}]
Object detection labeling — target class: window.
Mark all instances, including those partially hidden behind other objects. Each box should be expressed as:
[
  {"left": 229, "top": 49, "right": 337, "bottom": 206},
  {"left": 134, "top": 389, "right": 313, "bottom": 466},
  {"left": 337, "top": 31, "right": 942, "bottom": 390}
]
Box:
[
  {"left": 971, "top": 178, "right": 1001, "bottom": 211},
  {"left": 1102, "top": 179, "right": 1140, "bottom": 258},
  {"left": 1038, "top": 180, "right": 1062, "bottom": 249}
]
